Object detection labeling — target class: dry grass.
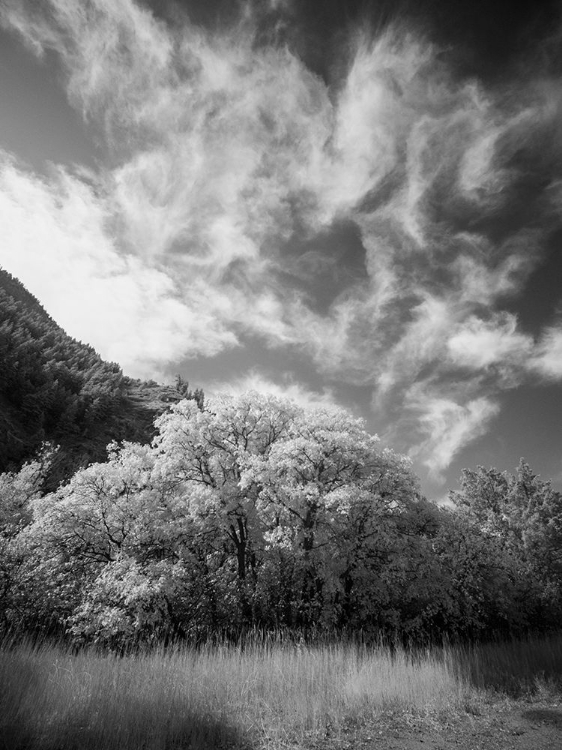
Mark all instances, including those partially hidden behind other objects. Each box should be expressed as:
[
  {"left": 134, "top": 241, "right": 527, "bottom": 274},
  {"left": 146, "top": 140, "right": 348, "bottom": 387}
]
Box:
[{"left": 1, "top": 634, "right": 561, "bottom": 750}]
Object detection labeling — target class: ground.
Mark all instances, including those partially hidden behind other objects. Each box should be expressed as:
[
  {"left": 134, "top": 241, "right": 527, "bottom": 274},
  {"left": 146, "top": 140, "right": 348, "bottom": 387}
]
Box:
[{"left": 299, "top": 698, "right": 562, "bottom": 750}]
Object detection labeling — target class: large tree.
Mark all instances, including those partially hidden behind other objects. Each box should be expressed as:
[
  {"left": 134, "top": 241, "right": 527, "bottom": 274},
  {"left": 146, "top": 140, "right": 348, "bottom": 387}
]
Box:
[
  {"left": 13, "top": 393, "right": 432, "bottom": 643},
  {"left": 152, "top": 394, "right": 430, "bottom": 628}
]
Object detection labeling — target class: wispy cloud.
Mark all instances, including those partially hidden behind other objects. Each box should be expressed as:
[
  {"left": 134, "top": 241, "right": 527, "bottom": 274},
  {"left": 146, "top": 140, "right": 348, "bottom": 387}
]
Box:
[
  {"left": 0, "top": 153, "right": 237, "bottom": 378},
  {"left": 406, "top": 387, "right": 500, "bottom": 482},
  {"left": 529, "top": 325, "right": 562, "bottom": 381},
  {"left": 1, "top": 0, "right": 561, "bottom": 478},
  {"left": 446, "top": 313, "right": 533, "bottom": 372},
  {"left": 209, "top": 371, "right": 341, "bottom": 411}
]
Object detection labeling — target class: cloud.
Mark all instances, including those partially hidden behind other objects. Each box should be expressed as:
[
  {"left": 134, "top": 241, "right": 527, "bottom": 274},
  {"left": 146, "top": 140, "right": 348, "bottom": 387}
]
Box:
[
  {"left": 1, "top": 0, "right": 562, "bottom": 479},
  {"left": 0, "top": 3, "right": 540, "bottom": 346},
  {"left": 374, "top": 293, "right": 456, "bottom": 395},
  {"left": 529, "top": 325, "right": 562, "bottom": 381},
  {"left": 407, "top": 388, "right": 500, "bottom": 482},
  {"left": 208, "top": 371, "right": 341, "bottom": 411},
  {"left": 0, "top": 154, "right": 237, "bottom": 378},
  {"left": 452, "top": 239, "right": 539, "bottom": 307},
  {"left": 446, "top": 312, "right": 533, "bottom": 372}
]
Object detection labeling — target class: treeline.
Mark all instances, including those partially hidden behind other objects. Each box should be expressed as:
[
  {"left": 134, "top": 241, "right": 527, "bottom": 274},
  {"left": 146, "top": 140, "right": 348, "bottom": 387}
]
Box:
[
  {"left": 1, "top": 393, "right": 561, "bottom": 649},
  {"left": 0, "top": 268, "right": 199, "bottom": 489}
]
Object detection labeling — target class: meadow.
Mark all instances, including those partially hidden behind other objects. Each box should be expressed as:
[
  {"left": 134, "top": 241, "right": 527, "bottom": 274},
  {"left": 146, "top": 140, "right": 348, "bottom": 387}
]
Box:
[{"left": 2, "top": 634, "right": 562, "bottom": 750}]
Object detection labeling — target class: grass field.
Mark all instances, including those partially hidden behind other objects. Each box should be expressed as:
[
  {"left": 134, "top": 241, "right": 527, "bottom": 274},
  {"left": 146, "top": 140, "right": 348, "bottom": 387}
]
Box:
[{"left": 1, "top": 634, "right": 562, "bottom": 750}]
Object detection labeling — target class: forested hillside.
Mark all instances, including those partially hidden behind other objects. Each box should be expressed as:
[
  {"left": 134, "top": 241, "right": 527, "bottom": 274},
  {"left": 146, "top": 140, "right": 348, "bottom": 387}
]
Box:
[{"left": 0, "top": 267, "right": 202, "bottom": 489}]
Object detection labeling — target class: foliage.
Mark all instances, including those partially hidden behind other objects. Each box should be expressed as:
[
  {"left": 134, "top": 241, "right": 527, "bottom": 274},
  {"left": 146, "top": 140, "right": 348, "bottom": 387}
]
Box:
[
  {"left": 0, "top": 446, "right": 57, "bottom": 634},
  {"left": 451, "top": 460, "right": 562, "bottom": 630},
  {"left": 1, "top": 393, "right": 455, "bottom": 644}
]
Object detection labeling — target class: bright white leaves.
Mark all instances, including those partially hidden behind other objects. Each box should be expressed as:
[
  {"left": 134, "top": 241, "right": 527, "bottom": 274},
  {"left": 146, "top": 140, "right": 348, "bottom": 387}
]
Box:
[
  {"left": 0, "top": 449, "right": 53, "bottom": 535},
  {"left": 68, "top": 557, "right": 190, "bottom": 645},
  {"left": 154, "top": 392, "right": 417, "bottom": 513},
  {"left": 30, "top": 442, "right": 158, "bottom": 563},
  {"left": 18, "top": 393, "right": 423, "bottom": 641},
  {"left": 151, "top": 392, "right": 422, "bottom": 626}
]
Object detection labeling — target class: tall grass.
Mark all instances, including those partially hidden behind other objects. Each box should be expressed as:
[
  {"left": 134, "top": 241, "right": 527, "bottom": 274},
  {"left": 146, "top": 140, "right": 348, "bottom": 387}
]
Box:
[
  {"left": 1, "top": 634, "right": 561, "bottom": 750},
  {"left": 448, "top": 634, "right": 562, "bottom": 696}
]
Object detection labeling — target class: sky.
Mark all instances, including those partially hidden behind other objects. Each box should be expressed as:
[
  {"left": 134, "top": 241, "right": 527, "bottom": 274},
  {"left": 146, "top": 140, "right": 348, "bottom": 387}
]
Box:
[{"left": 1, "top": 0, "right": 562, "bottom": 501}]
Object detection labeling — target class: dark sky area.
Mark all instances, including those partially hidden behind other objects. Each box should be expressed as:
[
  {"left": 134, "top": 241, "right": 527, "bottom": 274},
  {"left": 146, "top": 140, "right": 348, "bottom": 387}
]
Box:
[
  {"left": 162, "top": 0, "right": 561, "bottom": 79},
  {"left": 1, "top": 0, "right": 562, "bottom": 501}
]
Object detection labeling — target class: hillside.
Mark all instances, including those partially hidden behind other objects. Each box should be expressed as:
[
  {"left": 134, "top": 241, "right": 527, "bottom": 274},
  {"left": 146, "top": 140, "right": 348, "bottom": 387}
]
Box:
[{"left": 0, "top": 267, "right": 201, "bottom": 489}]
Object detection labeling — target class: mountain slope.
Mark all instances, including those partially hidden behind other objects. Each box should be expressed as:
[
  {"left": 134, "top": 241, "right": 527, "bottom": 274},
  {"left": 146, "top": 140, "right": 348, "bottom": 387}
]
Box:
[{"left": 0, "top": 267, "right": 201, "bottom": 488}]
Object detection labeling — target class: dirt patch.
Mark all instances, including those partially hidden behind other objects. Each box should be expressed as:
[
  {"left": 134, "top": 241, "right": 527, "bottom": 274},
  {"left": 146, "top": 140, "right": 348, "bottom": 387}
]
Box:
[{"left": 300, "top": 700, "right": 562, "bottom": 750}]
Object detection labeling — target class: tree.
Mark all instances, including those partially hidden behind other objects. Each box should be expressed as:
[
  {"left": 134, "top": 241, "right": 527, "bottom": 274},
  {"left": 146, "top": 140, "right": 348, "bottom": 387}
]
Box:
[
  {"left": 450, "top": 460, "right": 562, "bottom": 632},
  {"left": 152, "top": 394, "right": 298, "bottom": 623},
  {"left": 0, "top": 444, "right": 56, "bottom": 634},
  {"left": 174, "top": 374, "right": 204, "bottom": 410},
  {"left": 154, "top": 394, "right": 424, "bottom": 632},
  {"left": 14, "top": 393, "right": 432, "bottom": 644},
  {"left": 242, "top": 406, "right": 423, "bottom": 628}
]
